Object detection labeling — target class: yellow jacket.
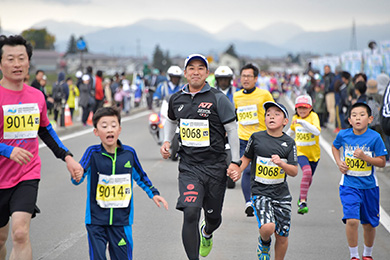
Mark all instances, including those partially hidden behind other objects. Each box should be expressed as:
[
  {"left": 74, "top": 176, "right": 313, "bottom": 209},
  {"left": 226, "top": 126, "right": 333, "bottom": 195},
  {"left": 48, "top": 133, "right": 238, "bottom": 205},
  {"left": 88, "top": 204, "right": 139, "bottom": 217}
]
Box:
[
  {"left": 233, "top": 88, "right": 274, "bottom": 140},
  {"left": 67, "top": 84, "right": 80, "bottom": 108}
]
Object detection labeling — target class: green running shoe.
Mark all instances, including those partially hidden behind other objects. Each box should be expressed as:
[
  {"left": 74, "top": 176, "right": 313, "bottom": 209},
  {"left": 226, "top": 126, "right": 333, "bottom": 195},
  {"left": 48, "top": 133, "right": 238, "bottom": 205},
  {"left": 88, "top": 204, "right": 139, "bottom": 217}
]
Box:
[
  {"left": 257, "top": 237, "right": 271, "bottom": 260},
  {"left": 297, "top": 200, "right": 308, "bottom": 215},
  {"left": 199, "top": 221, "right": 213, "bottom": 257}
]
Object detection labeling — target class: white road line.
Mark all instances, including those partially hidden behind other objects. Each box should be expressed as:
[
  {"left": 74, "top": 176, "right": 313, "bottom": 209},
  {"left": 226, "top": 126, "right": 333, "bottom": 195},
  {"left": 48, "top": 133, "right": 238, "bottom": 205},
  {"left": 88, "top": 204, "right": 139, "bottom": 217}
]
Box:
[
  {"left": 285, "top": 97, "right": 390, "bottom": 234},
  {"left": 39, "top": 110, "right": 150, "bottom": 149}
]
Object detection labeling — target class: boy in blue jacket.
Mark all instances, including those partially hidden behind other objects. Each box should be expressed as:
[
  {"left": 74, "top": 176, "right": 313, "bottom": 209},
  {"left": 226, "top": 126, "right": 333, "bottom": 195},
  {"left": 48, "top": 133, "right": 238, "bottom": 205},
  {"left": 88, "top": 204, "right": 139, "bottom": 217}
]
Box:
[{"left": 73, "top": 107, "right": 168, "bottom": 260}]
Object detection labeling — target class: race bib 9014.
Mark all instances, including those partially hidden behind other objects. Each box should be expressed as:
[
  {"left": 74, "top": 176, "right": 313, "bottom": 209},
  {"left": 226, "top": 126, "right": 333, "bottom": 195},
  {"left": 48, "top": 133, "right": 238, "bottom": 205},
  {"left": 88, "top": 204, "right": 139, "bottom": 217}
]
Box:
[
  {"left": 3, "top": 103, "right": 40, "bottom": 139},
  {"left": 96, "top": 173, "right": 132, "bottom": 208}
]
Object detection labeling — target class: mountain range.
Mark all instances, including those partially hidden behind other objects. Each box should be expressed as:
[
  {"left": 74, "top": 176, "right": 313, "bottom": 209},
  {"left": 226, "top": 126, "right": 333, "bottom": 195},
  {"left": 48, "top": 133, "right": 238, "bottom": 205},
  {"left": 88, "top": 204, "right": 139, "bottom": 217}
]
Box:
[{"left": 4, "top": 19, "right": 390, "bottom": 58}]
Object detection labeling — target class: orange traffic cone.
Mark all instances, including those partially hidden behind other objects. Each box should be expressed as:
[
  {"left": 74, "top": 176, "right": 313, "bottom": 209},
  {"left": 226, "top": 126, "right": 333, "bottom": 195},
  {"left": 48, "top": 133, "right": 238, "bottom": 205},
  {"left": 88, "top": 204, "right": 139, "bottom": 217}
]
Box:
[
  {"left": 64, "top": 104, "right": 73, "bottom": 127},
  {"left": 87, "top": 111, "right": 93, "bottom": 126}
]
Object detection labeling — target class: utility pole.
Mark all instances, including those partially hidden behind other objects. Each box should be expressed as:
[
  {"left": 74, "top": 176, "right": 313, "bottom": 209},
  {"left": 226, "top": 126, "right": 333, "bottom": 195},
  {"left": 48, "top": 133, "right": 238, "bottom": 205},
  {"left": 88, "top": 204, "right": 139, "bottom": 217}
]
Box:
[
  {"left": 350, "top": 18, "right": 358, "bottom": 50},
  {"left": 136, "top": 38, "right": 141, "bottom": 58}
]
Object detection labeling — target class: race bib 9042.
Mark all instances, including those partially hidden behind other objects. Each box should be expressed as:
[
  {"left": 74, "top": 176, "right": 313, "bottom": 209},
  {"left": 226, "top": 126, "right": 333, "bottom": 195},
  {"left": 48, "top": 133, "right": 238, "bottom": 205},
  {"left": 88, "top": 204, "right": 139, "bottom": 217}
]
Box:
[
  {"left": 3, "top": 103, "right": 40, "bottom": 139},
  {"left": 345, "top": 151, "right": 372, "bottom": 177}
]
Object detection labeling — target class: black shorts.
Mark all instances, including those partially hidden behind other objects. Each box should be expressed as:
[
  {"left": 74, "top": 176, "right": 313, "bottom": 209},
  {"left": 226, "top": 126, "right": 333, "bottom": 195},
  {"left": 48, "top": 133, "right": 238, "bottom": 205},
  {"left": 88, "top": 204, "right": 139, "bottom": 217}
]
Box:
[
  {"left": 0, "top": 179, "right": 40, "bottom": 228},
  {"left": 176, "top": 162, "right": 227, "bottom": 218}
]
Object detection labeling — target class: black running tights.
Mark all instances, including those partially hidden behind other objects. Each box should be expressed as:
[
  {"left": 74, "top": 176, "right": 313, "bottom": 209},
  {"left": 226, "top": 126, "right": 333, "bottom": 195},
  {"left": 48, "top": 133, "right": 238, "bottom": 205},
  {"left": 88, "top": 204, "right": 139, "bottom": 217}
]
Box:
[{"left": 182, "top": 207, "right": 222, "bottom": 260}]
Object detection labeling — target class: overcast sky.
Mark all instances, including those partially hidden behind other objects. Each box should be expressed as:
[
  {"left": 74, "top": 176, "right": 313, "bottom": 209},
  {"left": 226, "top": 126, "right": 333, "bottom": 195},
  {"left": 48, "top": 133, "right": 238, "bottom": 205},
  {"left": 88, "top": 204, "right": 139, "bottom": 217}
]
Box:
[{"left": 1, "top": 0, "right": 389, "bottom": 33}]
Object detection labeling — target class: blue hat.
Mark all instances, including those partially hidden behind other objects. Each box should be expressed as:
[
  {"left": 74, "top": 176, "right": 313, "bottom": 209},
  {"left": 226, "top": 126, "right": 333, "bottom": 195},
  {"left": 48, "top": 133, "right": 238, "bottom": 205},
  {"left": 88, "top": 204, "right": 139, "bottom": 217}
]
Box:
[
  {"left": 184, "top": 54, "right": 209, "bottom": 70},
  {"left": 263, "top": 101, "right": 289, "bottom": 118}
]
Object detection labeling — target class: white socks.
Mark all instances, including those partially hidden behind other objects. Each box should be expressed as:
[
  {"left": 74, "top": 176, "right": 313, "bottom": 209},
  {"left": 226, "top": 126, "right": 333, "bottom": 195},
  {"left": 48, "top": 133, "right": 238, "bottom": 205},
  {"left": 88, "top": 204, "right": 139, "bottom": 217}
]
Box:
[
  {"left": 349, "top": 246, "right": 359, "bottom": 258},
  {"left": 349, "top": 245, "right": 373, "bottom": 258},
  {"left": 363, "top": 245, "right": 373, "bottom": 257}
]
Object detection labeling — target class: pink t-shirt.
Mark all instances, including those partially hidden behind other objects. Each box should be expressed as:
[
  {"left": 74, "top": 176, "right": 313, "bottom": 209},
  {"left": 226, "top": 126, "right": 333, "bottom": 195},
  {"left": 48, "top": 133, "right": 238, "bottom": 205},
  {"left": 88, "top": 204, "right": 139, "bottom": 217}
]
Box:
[{"left": 0, "top": 84, "right": 50, "bottom": 189}]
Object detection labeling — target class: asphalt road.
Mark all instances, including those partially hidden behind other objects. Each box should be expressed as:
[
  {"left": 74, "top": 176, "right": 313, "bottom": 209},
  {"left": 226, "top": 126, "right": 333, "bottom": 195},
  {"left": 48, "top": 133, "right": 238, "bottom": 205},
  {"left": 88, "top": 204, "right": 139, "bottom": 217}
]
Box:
[{"left": 5, "top": 98, "right": 390, "bottom": 260}]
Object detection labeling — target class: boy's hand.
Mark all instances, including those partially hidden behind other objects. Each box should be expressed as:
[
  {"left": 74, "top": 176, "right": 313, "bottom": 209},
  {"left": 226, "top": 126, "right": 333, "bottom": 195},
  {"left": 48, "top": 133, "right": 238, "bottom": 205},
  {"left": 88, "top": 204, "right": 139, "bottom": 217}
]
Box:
[
  {"left": 271, "top": 154, "right": 283, "bottom": 166},
  {"left": 353, "top": 148, "right": 366, "bottom": 160},
  {"left": 65, "top": 155, "right": 84, "bottom": 182},
  {"left": 336, "top": 160, "right": 349, "bottom": 174},
  {"left": 152, "top": 195, "right": 169, "bottom": 210},
  {"left": 227, "top": 164, "right": 241, "bottom": 182},
  {"left": 73, "top": 169, "right": 84, "bottom": 183},
  {"left": 10, "top": 147, "right": 34, "bottom": 165},
  {"left": 160, "top": 141, "right": 171, "bottom": 159}
]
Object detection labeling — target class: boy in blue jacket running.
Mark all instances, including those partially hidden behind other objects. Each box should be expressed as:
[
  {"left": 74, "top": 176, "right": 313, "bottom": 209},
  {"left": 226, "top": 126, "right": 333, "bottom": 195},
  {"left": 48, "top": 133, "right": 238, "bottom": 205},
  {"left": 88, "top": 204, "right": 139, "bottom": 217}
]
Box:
[{"left": 73, "top": 107, "right": 168, "bottom": 260}]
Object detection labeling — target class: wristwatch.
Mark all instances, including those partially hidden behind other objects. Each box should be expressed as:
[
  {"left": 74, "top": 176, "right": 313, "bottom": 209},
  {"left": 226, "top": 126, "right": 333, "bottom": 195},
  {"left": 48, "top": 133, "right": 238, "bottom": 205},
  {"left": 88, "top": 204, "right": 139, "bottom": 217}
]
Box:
[{"left": 231, "top": 160, "right": 242, "bottom": 167}]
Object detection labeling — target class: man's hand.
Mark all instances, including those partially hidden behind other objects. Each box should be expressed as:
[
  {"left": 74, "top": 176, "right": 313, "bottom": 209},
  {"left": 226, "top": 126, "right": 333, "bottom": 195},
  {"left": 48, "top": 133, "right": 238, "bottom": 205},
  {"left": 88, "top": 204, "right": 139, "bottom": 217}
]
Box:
[
  {"left": 10, "top": 147, "right": 34, "bottom": 165},
  {"left": 227, "top": 163, "right": 241, "bottom": 182},
  {"left": 65, "top": 155, "right": 84, "bottom": 182},
  {"left": 160, "top": 141, "right": 171, "bottom": 159}
]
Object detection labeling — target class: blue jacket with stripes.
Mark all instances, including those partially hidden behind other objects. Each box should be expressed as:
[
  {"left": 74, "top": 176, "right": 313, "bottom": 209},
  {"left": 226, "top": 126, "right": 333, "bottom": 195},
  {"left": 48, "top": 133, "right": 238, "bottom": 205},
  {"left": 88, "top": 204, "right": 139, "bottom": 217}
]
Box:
[{"left": 72, "top": 140, "right": 160, "bottom": 226}]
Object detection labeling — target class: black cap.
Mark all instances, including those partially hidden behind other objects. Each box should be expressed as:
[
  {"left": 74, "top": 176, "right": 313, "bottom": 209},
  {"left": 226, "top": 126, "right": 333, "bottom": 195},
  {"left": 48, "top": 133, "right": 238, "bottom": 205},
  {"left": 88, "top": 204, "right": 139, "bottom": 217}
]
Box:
[{"left": 263, "top": 101, "right": 289, "bottom": 118}]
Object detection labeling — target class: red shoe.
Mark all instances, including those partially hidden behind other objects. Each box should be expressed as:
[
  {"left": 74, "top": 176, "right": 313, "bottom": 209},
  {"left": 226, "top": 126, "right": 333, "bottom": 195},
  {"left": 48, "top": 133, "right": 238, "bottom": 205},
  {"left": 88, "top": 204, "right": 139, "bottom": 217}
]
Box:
[
  {"left": 351, "top": 258, "right": 360, "bottom": 260},
  {"left": 362, "top": 256, "right": 373, "bottom": 260}
]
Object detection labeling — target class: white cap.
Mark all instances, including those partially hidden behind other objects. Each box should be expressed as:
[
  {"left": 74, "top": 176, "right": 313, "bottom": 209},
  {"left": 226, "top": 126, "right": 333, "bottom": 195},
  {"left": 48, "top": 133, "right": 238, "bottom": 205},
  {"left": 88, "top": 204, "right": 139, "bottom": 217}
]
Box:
[
  {"left": 215, "top": 66, "right": 233, "bottom": 78},
  {"left": 167, "top": 65, "right": 183, "bottom": 76},
  {"left": 295, "top": 95, "right": 312, "bottom": 108},
  {"left": 82, "top": 74, "right": 90, "bottom": 81},
  {"left": 184, "top": 54, "right": 209, "bottom": 70},
  {"left": 75, "top": 71, "right": 83, "bottom": 78}
]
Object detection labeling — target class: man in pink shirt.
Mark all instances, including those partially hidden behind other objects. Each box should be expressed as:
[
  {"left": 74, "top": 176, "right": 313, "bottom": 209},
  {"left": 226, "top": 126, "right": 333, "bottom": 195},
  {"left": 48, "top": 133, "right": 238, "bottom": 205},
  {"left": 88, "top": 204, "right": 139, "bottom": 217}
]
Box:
[{"left": 0, "top": 35, "right": 83, "bottom": 260}]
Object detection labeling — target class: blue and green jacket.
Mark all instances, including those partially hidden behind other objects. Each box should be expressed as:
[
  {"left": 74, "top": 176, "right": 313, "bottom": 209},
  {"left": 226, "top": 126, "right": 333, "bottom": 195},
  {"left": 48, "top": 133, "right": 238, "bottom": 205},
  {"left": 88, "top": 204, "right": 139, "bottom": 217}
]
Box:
[{"left": 72, "top": 140, "right": 160, "bottom": 226}]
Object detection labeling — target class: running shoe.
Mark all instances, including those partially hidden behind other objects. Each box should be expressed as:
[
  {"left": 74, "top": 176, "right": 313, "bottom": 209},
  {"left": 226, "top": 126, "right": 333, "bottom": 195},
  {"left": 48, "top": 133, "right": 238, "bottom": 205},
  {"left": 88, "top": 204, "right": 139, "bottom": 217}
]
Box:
[
  {"left": 199, "top": 221, "right": 213, "bottom": 257},
  {"left": 362, "top": 256, "right": 373, "bottom": 260},
  {"left": 351, "top": 258, "right": 360, "bottom": 260},
  {"left": 245, "top": 201, "right": 254, "bottom": 217},
  {"left": 297, "top": 199, "right": 308, "bottom": 215},
  {"left": 257, "top": 237, "right": 271, "bottom": 260}
]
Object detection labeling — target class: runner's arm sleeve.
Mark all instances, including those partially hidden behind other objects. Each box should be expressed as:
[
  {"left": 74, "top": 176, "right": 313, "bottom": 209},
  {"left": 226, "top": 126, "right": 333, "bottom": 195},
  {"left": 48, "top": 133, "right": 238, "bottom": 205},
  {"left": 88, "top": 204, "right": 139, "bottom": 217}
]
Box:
[
  {"left": 131, "top": 149, "right": 160, "bottom": 197},
  {"left": 286, "top": 128, "right": 295, "bottom": 137},
  {"left": 38, "top": 124, "right": 73, "bottom": 161},
  {"left": 163, "top": 117, "right": 177, "bottom": 143},
  {"left": 296, "top": 119, "right": 320, "bottom": 135},
  {"left": 224, "top": 121, "right": 240, "bottom": 162},
  {"left": 0, "top": 143, "right": 14, "bottom": 158}
]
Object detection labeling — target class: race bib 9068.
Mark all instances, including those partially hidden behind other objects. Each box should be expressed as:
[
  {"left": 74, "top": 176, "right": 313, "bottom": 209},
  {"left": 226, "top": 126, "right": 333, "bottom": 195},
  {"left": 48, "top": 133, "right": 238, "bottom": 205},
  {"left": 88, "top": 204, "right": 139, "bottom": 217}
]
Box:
[{"left": 180, "top": 118, "right": 210, "bottom": 147}]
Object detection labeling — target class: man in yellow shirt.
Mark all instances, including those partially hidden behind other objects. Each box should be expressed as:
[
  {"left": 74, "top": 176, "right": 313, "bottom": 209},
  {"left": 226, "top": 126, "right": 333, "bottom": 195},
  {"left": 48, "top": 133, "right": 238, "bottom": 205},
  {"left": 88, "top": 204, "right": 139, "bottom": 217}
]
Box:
[{"left": 233, "top": 64, "right": 274, "bottom": 216}]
